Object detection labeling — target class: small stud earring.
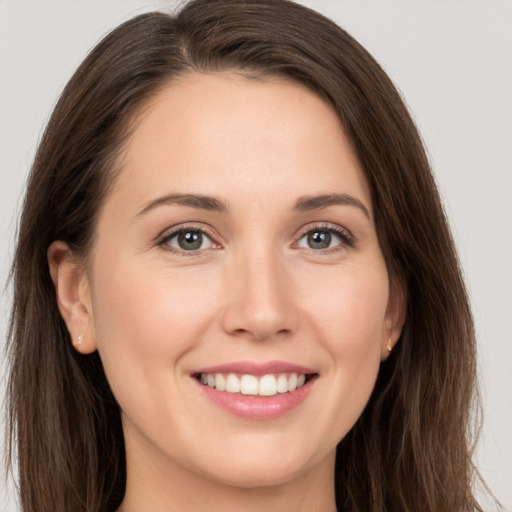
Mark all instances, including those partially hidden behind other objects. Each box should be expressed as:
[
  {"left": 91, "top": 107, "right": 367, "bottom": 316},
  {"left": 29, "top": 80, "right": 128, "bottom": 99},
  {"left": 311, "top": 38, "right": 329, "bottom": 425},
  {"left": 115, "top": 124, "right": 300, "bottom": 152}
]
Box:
[
  {"left": 76, "top": 334, "right": 83, "bottom": 345},
  {"left": 387, "top": 337, "right": 393, "bottom": 353}
]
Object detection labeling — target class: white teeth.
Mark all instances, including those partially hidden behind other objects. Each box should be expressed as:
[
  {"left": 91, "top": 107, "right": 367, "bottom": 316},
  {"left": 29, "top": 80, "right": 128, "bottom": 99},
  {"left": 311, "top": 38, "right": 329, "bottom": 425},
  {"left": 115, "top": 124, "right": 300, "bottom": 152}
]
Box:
[
  {"left": 276, "top": 374, "right": 288, "bottom": 393},
  {"left": 288, "top": 373, "right": 298, "bottom": 392},
  {"left": 215, "top": 373, "right": 226, "bottom": 391},
  {"left": 199, "top": 372, "right": 309, "bottom": 396},
  {"left": 259, "top": 374, "right": 278, "bottom": 396},
  {"left": 240, "top": 375, "right": 259, "bottom": 395},
  {"left": 226, "top": 373, "right": 241, "bottom": 393}
]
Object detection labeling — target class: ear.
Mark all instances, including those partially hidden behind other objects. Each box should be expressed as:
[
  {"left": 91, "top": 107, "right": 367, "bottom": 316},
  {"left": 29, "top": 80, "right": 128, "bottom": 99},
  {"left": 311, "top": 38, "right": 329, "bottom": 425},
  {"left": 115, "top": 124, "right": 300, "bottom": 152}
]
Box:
[
  {"left": 381, "top": 276, "right": 407, "bottom": 361},
  {"left": 48, "top": 241, "right": 97, "bottom": 354}
]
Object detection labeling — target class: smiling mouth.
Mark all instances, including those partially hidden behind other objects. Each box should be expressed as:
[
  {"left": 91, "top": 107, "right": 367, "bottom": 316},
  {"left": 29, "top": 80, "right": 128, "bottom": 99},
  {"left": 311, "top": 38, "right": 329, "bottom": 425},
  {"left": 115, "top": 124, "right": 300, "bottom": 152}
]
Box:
[{"left": 194, "top": 372, "right": 317, "bottom": 397}]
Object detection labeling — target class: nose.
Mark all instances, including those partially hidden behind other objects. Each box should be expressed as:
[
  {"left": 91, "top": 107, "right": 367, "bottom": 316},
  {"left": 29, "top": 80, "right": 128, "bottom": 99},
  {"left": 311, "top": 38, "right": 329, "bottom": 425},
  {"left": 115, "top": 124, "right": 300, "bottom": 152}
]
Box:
[{"left": 220, "top": 248, "right": 297, "bottom": 341}]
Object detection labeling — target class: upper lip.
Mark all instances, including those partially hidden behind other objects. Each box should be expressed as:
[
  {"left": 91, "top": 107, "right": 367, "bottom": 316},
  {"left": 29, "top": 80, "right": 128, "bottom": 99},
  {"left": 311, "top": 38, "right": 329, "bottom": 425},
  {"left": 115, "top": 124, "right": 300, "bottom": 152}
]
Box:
[{"left": 192, "top": 360, "right": 316, "bottom": 376}]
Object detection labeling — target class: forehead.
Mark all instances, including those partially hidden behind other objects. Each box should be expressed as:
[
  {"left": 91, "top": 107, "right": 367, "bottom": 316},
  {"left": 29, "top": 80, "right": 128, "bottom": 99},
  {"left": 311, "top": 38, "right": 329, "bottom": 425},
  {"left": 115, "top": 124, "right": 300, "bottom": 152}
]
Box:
[{"left": 110, "top": 72, "right": 370, "bottom": 215}]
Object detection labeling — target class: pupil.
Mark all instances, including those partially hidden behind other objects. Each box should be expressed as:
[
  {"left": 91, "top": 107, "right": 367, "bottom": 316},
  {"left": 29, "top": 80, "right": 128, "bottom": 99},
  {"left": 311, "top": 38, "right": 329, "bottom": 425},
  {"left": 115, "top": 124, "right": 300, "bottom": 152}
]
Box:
[
  {"left": 308, "top": 231, "right": 331, "bottom": 249},
  {"left": 178, "top": 231, "right": 202, "bottom": 250}
]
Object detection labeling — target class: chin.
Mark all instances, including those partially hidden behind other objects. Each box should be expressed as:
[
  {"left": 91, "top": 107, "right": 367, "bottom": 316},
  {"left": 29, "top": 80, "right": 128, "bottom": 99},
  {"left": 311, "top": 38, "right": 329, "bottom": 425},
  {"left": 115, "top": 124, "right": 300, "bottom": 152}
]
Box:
[
  {"left": 193, "top": 446, "right": 331, "bottom": 489},
  {"left": 210, "top": 465, "right": 305, "bottom": 489}
]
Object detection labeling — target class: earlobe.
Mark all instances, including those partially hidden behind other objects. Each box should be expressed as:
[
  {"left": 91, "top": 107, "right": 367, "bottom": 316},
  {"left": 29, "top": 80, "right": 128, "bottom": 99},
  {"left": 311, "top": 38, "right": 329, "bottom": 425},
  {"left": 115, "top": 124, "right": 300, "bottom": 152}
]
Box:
[
  {"left": 381, "top": 277, "right": 407, "bottom": 361},
  {"left": 48, "top": 241, "right": 97, "bottom": 354}
]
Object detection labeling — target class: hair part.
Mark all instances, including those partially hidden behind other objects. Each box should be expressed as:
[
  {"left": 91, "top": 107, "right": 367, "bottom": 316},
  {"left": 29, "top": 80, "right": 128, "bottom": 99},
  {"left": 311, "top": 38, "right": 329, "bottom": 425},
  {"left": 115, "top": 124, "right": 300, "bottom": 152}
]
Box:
[{"left": 7, "top": 1, "right": 484, "bottom": 511}]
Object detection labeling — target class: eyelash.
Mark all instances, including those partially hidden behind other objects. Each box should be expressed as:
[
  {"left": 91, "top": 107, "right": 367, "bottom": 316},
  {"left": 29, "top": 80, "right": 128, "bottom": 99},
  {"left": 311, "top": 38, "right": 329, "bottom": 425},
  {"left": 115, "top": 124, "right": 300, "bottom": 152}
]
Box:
[
  {"left": 157, "top": 223, "right": 355, "bottom": 257},
  {"left": 296, "top": 223, "right": 356, "bottom": 254},
  {"left": 157, "top": 223, "right": 219, "bottom": 257}
]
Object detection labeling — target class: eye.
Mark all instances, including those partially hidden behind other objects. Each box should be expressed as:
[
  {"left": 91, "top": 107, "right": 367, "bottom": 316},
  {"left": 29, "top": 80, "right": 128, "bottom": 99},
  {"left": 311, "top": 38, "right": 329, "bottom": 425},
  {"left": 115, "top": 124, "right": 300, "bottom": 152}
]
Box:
[
  {"left": 296, "top": 226, "right": 353, "bottom": 251},
  {"left": 161, "top": 228, "right": 215, "bottom": 252}
]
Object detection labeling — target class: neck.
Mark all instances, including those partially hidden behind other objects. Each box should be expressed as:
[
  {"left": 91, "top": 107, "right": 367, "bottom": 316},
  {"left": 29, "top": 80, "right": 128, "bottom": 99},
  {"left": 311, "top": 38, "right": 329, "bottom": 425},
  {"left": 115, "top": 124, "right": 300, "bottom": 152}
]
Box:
[{"left": 117, "top": 429, "right": 337, "bottom": 512}]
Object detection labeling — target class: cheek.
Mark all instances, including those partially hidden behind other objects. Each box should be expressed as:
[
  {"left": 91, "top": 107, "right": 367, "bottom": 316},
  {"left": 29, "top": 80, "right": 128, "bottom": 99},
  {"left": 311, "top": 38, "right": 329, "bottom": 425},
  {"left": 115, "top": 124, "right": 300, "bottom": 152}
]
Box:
[
  {"left": 331, "top": 274, "right": 387, "bottom": 372},
  {"left": 89, "top": 259, "right": 219, "bottom": 402},
  {"left": 302, "top": 261, "right": 389, "bottom": 350},
  {"left": 299, "top": 263, "right": 388, "bottom": 430}
]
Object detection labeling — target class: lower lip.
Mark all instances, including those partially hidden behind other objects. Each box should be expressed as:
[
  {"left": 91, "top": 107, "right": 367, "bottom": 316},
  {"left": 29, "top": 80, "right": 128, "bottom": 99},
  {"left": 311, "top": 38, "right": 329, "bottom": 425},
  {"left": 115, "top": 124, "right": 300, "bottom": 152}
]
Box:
[{"left": 194, "top": 377, "right": 316, "bottom": 420}]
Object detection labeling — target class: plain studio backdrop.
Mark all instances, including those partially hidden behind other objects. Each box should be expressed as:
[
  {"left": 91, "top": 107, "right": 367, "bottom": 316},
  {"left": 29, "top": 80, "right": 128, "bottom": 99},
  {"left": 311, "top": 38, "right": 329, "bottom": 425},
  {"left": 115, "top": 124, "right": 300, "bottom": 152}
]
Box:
[{"left": 0, "top": 1, "right": 511, "bottom": 511}]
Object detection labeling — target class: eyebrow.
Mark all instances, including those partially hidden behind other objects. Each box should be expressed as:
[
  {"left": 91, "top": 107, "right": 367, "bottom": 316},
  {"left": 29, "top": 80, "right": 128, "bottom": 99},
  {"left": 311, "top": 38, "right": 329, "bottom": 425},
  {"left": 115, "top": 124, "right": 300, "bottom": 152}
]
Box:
[
  {"left": 136, "top": 193, "right": 229, "bottom": 217},
  {"left": 136, "top": 192, "right": 370, "bottom": 219},
  {"left": 294, "top": 193, "right": 370, "bottom": 219}
]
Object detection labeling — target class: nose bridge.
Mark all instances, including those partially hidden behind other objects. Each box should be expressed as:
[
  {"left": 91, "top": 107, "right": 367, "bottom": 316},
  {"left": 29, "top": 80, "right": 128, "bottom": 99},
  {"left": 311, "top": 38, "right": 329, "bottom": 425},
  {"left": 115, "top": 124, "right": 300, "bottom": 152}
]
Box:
[{"left": 222, "top": 241, "right": 295, "bottom": 340}]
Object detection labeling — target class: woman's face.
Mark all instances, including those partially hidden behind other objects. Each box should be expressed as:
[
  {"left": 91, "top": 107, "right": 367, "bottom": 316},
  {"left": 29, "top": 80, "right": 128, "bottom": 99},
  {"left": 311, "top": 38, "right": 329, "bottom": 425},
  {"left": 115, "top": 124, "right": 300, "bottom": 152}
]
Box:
[{"left": 77, "top": 73, "right": 403, "bottom": 488}]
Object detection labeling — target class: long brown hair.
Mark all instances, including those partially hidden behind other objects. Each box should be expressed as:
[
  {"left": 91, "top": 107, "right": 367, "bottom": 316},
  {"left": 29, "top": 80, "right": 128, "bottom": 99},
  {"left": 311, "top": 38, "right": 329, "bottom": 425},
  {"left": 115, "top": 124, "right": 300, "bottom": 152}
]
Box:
[{"left": 6, "top": 1, "right": 484, "bottom": 510}]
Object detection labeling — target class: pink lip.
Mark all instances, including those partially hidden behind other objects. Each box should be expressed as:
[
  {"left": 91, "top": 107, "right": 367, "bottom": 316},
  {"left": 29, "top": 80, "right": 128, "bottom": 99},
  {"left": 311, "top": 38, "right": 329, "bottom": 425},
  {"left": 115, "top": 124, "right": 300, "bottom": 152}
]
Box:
[
  {"left": 196, "top": 380, "right": 315, "bottom": 420},
  {"left": 191, "top": 360, "right": 318, "bottom": 420},
  {"left": 192, "top": 360, "right": 315, "bottom": 376}
]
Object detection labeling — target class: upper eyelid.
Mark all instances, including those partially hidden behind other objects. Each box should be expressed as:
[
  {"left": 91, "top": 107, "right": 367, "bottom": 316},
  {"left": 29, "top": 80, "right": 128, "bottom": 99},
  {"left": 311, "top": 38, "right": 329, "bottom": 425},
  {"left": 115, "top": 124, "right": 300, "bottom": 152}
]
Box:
[
  {"left": 294, "top": 223, "right": 356, "bottom": 252},
  {"left": 157, "top": 224, "right": 221, "bottom": 257},
  {"left": 295, "top": 222, "right": 353, "bottom": 239},
  {"left": 158, "top": 223, "right": 219, "bottom": 243}
]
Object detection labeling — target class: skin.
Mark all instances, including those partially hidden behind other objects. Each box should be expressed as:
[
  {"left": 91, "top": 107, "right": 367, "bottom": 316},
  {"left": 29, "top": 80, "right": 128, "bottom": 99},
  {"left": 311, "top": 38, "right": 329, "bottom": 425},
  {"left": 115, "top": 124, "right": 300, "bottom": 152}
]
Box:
[{"left": 49, "top": 73, "right": 405, "bottom": 512}]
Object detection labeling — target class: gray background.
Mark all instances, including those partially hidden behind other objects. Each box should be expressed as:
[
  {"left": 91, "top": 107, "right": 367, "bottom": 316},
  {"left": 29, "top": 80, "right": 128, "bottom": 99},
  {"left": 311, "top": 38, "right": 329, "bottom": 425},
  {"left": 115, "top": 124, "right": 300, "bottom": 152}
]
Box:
[{"left": 1, "top": 1, "right": 511, "bottom": 510}]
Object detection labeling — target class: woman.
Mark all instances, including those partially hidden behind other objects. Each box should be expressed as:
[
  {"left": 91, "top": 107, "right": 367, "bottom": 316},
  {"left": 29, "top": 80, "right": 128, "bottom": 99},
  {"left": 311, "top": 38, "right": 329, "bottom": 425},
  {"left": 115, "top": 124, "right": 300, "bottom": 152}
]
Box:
[{"left": 6, "top": 0, "right": 486, "bottom": 510}]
